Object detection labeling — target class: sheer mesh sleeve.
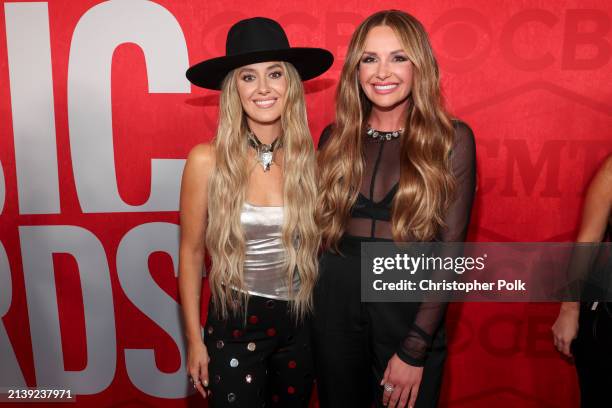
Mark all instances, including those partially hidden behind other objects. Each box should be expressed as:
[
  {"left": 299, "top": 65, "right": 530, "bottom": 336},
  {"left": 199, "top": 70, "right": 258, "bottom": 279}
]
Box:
[{"left": 396, "top": 121, "right": 477, "bottom": 366}]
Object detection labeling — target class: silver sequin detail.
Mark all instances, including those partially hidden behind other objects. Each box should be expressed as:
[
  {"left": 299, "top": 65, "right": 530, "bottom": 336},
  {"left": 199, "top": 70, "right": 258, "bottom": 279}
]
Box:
[
  {"left": 207, "top": 326, "right": 214, "bottom": 335},
  {"left": 216, "top": 340, "right": 224, "bottom": 349},
  {"left": 245, "top": 374, "right": 253, "bottom": 384},
  {"left": 247, "top": 342, "right": 256, "bottom": 351},
  {"left": 214, "top": 374, "right": 221, "bottom": 383},
  {"left": 227, "top": 393, "right": 236, "bottom": 403},
  {"left": 230, "top": 358, "right": 239, "bottom": 368}
]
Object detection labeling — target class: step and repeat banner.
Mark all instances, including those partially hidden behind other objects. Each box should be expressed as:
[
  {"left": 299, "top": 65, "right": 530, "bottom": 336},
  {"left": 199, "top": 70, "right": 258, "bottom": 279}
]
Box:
[{"left": 1, "top": 0, "right": 611, "bottom": 407}]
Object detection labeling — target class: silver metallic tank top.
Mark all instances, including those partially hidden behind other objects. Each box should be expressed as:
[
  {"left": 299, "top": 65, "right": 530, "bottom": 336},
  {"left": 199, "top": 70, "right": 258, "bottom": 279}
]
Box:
[{"left": 240, "top": 202, "right": 299, "bottom": 300}]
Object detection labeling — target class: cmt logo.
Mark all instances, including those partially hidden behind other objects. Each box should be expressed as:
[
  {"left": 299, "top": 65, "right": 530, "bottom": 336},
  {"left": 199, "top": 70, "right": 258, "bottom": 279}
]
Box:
[{"left": 478, "top": 138, "right": 610, "bottom": 198}]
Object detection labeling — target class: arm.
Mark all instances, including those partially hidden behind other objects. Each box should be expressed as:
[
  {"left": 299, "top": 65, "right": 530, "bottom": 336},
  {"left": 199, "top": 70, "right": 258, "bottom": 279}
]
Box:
[
  {"left": 382, "top": 122, "right": 477, "bottom": 408},
  {"left": 552, "top": 155, "right": 612, "bottom": 357},
  {"left": 178, "top": 143, "right": 215, "bottom": 397},
  {"left": 398, "top": 121, "right": 477, "bottom": 366}
]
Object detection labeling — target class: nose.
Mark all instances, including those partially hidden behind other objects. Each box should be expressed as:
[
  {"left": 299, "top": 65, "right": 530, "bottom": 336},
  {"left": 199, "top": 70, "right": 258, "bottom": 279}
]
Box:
[
  {"left": 375, "top": 60, "right": 391, "bottom": 80},
  {"left": 256, "top": 76, "right": 271, "bottom": 95}
]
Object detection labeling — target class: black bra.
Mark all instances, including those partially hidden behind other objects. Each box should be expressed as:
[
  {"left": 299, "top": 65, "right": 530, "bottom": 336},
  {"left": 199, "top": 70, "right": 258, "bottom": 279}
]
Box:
[{"left": 351, "top": 182, "right": 398, "bottom": 221}]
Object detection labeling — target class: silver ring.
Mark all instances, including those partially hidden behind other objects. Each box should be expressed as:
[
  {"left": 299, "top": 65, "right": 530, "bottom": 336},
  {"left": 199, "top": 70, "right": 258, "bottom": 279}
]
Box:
[{"left": 384, "top": 383, "right": 395, "bottom": 393}]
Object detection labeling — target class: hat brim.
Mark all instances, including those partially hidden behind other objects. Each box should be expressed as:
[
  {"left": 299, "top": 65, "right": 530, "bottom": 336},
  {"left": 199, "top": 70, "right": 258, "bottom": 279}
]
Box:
[{"left": 186, "top": 48, "right": 334, "bottom": 90}]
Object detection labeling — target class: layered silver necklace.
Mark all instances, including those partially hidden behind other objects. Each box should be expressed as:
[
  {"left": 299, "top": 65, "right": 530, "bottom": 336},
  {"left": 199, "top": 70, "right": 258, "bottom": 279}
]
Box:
[{"left": 247, "top": 130, "right": 282, "bottom": 172}]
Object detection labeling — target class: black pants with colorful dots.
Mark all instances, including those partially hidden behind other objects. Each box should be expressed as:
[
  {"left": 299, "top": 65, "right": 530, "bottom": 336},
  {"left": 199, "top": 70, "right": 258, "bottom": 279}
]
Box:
[{"left": 204, "top": 294, "right": 314, "bottom": 407}]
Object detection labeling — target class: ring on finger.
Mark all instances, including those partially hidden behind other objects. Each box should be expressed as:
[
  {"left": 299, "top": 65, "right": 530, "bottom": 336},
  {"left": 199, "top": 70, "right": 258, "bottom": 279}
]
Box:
[{"left": 384, "top": 383, "right": 395, "bottom": 393}]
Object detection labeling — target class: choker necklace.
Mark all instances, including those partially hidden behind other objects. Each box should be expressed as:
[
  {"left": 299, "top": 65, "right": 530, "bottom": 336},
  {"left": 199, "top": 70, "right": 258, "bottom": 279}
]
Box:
[
  {"left": 247, "top": 130, "right": 282, "bottom": 172},
  {"left": 366, "top": 124, "right": 404, "bottom": 141}
]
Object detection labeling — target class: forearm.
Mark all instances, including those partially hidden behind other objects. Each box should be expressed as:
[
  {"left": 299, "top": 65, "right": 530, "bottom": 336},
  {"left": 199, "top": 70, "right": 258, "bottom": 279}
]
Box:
[{"left": 179, "top": 247, "right": 206, "bottom": 345}]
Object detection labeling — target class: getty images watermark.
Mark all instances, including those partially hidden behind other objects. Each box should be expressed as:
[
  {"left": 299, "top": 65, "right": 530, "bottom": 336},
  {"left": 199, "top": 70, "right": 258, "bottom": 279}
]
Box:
[{"left": 361, "top": 243, "right": 612, "bottom": 302}]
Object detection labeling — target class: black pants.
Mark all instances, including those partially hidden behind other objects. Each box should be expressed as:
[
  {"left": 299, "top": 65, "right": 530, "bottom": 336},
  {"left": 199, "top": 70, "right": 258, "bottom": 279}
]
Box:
[
  {"left": 312, "top": 236, "right": 446, "bottom": 408},
  {"left": 205, "top": 294, "right": 314, "bottom": 407},
  {"left": 573, "top": 302, "right": 612, "bottom": 408}
]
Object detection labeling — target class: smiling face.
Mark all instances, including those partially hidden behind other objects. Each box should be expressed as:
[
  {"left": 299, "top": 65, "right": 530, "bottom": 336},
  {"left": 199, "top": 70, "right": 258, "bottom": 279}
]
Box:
[
  {"left": 235, "top": 61, "right": 287, "bottom": 128},
  {"left": 358, "top": 25, "right": 413, "bottom": 110}
]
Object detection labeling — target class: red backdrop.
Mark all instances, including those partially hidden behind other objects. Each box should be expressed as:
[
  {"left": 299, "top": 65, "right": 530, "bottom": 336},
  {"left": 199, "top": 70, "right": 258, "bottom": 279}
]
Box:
[{"left": 1, "top": 0, "right": 611, "bottom": 407}]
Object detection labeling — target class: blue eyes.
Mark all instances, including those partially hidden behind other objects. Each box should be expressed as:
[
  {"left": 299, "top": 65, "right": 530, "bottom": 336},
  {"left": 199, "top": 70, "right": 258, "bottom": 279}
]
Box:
[
  {"left": 241, "top": 71, "right": 283, "bottom": 82},
  {"left": 361, "top": 55, "right": 408, "bottom": 63}
]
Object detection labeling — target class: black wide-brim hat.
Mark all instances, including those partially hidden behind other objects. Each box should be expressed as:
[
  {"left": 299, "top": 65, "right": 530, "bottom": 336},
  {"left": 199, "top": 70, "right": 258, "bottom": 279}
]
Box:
[{"left": 186, "top": 17, "right": 334, "bottom": 90}]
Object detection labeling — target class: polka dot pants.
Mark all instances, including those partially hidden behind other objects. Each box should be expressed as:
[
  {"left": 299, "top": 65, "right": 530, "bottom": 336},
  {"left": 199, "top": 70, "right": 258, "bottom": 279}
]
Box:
[{"left": 204, "top": 294, "right": 314, "bottom": 407}]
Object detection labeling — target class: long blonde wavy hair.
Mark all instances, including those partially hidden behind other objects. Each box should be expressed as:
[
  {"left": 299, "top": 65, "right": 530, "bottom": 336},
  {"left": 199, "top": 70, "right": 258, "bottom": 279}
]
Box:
[
  {"left": 317, "top": 10, "right": 456, "bottom": 249},
  {"left": 206, "top": 62, "right": 319, "bottom": 320}
]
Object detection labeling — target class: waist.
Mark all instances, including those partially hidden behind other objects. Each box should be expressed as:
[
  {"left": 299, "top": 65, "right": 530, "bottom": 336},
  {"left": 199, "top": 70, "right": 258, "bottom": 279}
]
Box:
[
  {"left": 323, "top": 234, "right": 393, "bottom": 256},
  {"left": 243, "top": 237, "right": 299, "bottom": 300}
]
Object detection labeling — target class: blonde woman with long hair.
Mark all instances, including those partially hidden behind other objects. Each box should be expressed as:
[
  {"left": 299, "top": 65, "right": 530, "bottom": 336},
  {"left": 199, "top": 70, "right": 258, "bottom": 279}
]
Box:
[
  {"left": 178, "top": 17, "right": 332, "bottom": 407},
  {"left": 313, "top": 10, "right": 476, "bottom": 408}
]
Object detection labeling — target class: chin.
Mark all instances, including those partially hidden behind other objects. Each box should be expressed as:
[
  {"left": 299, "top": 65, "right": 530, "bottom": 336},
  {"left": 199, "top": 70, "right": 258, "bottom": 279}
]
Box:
[
  {"left": 367, "top": 94, "right": 410, "bottom": 110},
  {"left": 250, "top": 114, "right": 282, "bottom": 126}
]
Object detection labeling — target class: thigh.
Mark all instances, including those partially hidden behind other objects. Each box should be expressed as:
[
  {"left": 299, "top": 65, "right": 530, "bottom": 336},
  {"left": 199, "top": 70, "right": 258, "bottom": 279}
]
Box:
[
  {"left": 205, "top": 298, "right": 275, "bottom": 408},
  {"left": 267, "top": 318, "right": 315, "bottom": 408},
  {"left": 312, "top": 326, "right": 372, "bottom": 408},
  {"left": 312, "top": 250, "right": 372, "bottom": 407}
]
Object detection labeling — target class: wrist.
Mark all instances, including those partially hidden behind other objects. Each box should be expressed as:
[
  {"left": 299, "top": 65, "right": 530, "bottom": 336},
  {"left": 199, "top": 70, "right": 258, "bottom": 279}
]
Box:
[
  {"left": 188, "top": 337, "right": 206, "bottom": 348},
  {"left": 560, "top": 302, "right": 579, "bottom": 313},
  {"left": 186, "top": 328, "right": 205, "bottom": 346},
  {"left": 395, "top": 349, "right": 425, "bottom": 368}
]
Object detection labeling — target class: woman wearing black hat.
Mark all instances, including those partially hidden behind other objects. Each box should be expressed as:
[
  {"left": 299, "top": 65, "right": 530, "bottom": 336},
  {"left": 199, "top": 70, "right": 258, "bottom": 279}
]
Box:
[{"left": 178, "top": 17, "right": 332, "bottom": 407}]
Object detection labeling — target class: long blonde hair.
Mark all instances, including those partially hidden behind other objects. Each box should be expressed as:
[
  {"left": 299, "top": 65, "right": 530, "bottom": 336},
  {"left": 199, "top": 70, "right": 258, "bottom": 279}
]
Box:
[
  {"left": 317, "top": 10, "right": 456, "bottom": 249},
  {"left": 206, "top": 62, "right": 319, "bottom": 321}
]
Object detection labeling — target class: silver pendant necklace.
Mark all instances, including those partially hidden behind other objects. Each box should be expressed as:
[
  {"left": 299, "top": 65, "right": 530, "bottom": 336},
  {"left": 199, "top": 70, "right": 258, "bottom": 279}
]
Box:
[{"left": 247, "top": 130, "right": 281, "bottom": 172}]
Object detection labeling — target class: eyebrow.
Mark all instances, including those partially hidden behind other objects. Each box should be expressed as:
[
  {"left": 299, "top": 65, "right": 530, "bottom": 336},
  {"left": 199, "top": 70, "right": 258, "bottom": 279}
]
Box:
[
  {"left": 238, "top": 64, "right": 283, "bottom": 75},
  {"left": 362, "top": 49, "right": 406, "bottom": 56}
]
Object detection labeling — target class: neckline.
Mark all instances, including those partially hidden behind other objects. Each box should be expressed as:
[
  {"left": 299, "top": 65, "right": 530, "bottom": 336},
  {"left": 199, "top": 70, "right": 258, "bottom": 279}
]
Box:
[{"left": 244, "top": 201, "right": 283, "bottom": 209}]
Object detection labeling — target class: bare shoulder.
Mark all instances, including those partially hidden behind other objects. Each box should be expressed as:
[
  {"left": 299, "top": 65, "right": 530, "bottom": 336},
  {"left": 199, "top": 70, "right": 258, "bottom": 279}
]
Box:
[
  {"left": 185, "top": 143, "right": 216, "bottom": 177},
  {"left": 601, "top": 154, "right": 612, "bottom": 177},
  {"left": 187, "top": 143, "right": 215, "bottom": 165},
  {"left": 594, "top": 154, "right": 612, "bottom": 183},
  {"left": 589, "top": 154, "right": 612, "bottom": 199}
]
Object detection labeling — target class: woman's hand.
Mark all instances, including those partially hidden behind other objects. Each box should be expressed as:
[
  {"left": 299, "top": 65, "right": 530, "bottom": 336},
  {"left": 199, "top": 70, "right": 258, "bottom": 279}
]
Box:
[
  {"left": 187, "top": 340, "right": 210, "bottom": 398},
  {"left": 380, "top": 354, "right": 423, "bottom": 408},
  {"left": 552, "top": 303, "right": 579, "bottom": 358}
]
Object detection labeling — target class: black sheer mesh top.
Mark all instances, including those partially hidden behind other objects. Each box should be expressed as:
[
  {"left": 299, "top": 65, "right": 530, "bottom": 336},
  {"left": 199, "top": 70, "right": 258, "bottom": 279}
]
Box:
[{"left": 318, "top": 120, "right": 477, "bottom": 366}]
